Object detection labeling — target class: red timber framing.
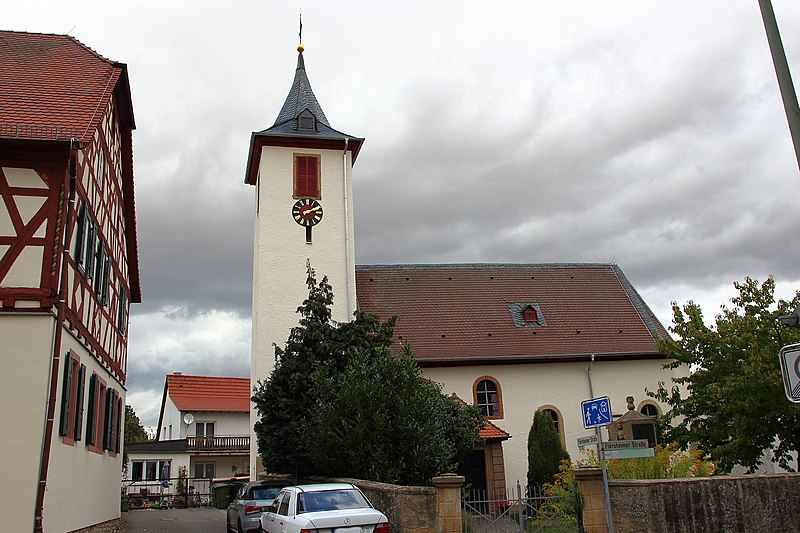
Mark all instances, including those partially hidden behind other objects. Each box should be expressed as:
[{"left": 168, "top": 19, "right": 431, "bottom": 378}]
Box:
[{"left": 0, "top": 98, "right": 136, "bottom": 382}]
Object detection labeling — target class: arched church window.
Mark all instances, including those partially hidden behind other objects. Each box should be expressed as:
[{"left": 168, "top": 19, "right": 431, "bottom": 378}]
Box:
[{"left": 474, "top": 377, "right": 503, "bottom": 419}]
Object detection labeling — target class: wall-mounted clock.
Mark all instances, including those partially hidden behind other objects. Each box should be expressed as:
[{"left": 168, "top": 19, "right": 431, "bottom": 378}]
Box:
[{"left": 292, "top": 198, "right": 323, "bottom": 227}]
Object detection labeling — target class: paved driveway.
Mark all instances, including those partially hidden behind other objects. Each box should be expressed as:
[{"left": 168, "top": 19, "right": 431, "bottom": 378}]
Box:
[{"left": 122, "top": 508, "right": 227, "bottom": 533}]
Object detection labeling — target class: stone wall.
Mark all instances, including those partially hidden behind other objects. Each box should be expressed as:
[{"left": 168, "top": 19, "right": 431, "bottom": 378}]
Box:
[
  {"left": 609, "top": 473, "right": 800, "bottom": 533},
  {"left": 575, "top": 468, "right": 800, "bottom": 533}
]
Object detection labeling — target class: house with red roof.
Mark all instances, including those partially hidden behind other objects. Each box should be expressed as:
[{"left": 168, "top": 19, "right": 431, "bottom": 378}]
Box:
[
  {"left": 125, "top": 373, "right": 251, "bottom": 499},
  {"left": 0, "top": 31, "right": 140, "bottom": 532},
  {"left": 245, "top": 45, "right": 688, "bottom": 497}
]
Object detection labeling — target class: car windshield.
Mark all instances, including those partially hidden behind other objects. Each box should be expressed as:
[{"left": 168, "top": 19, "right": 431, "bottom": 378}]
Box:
[
  {"left": 252, "top": 487, "right": 282, "bottom": 500},
  {"left": 297, "top": 489, "right": 370, "bottom": 514}
]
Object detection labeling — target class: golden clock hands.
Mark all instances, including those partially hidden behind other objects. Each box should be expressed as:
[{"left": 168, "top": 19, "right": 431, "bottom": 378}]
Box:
[{"left": 304, "top": 205, "right": 321, "bottom": 213}]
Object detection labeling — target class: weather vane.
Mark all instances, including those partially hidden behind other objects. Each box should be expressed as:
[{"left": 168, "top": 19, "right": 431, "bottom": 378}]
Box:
[{"left": 298, "top": 9, "right": 304, "bottom": 52}]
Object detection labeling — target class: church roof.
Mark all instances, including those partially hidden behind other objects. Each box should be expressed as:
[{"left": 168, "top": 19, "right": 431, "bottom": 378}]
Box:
[
  {"left": 274, "top": 51, "right": 330, "bottom": 128},
  {"left": 355, "top": 263, "right": 669, "bottom": 365},
  {"left": 245, "top": 47, "right": 364, "bottom": 185}
]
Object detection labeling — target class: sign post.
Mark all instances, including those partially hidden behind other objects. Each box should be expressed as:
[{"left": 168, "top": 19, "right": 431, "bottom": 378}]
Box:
[
  {"left": 779, "top": 343, "right": 800, "bottom": 403},
  {"left": 581, "top": 396, "right": 614, "bottom": 533}
]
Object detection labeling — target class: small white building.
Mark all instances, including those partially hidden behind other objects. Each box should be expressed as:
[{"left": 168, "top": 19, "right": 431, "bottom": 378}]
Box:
[{"left": 125, "top": 373, "right": 251, "bottom": 502}]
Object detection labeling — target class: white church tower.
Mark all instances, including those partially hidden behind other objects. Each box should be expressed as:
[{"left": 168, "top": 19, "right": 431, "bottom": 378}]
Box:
[{"left": 244, "top": 44, "right": 364, "bottom": 475}]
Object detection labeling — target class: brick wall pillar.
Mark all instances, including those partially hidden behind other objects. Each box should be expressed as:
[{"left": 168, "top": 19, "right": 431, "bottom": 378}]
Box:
[
  {"left": 432, "top": 474, "right": 464, "bottom": 533},
  {"left": 574, "top": 467, "right": 609, "bottom": 533}
]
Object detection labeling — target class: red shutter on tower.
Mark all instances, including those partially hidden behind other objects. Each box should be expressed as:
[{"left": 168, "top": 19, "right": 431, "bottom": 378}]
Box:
[{"left": 295, "top": 155, "right": 319, "bottom": 198}]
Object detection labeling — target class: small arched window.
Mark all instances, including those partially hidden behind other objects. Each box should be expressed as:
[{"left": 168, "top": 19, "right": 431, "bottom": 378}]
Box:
[
  {"left": 523, "top": 306, "right": 538, "bottom": 323},
  {"left": 474, "top": 377, "right": 503, "bottom": 419},
  {"left": 639, "top": 403, "right": 659, "bottom": 417},
  {"left": 538, "top": 405, "right": 566, "bottom": 447}
]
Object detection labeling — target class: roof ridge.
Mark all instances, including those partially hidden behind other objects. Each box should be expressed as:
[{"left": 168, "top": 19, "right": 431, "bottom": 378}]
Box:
[
  {"left": 356, "top": 262, "right": 617, "bottom": 270},
  {"left": 0, "top": 30, "right": 118, "bottom": 66}
]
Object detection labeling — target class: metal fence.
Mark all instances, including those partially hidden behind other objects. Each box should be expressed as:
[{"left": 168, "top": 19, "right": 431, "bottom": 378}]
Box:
[
  {"left": 121, "top": 476, "right": 215, "bottom": 509},
  {"left": 462, "top": 481, "right": 583, "bottom": 533}
]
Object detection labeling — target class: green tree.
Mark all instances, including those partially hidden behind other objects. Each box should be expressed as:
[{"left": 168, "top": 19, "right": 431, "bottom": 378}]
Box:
[
  {"left": 307, "top": 346, "right": 484, "bottom": 485},
  {"left": 653, "top": 276, "right": 800, "bottom": 473},
  {"left": 123, "top": 405, "right": 149, "bottom": 473},
  {"left": 251, "top": 264, "right": 396, "bottom": 476},
  {"left": 527, "top": 409, "right": 570, "bottom": 488},
  {"left": 125, "top": 405, "right": 149, "bottom": 444},
  {"left": 251, "top": 263, "right": 484, "bottom": 484}
]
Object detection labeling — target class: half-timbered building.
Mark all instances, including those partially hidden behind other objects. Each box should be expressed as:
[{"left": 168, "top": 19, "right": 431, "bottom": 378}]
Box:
[{"left": 0, "top": 30, "right": 141, "bottom": 532}]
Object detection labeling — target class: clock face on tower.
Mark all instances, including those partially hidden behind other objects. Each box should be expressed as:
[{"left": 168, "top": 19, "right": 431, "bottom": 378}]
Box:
[{"left": 292, "top": 198, "right": 323, "bottom": 227}]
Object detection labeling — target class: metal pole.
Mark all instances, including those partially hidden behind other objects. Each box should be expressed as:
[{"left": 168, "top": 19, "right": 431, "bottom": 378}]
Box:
[
  {"left": 758, "top": 0, "right": 800, "bottom": 171},
  {"left": 587, "top": 354, "right": 615, "bottom": 533}
]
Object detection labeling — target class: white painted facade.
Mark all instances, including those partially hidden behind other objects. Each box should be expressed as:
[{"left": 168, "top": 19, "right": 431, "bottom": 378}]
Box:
[
  {"left": 423, "top": 359, "right": 688, "bottom": 487},
  {"left": 250, "top": 145, "right": 355, "bottom": 474}
]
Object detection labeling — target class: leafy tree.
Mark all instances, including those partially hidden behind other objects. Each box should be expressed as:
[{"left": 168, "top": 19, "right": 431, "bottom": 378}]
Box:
[
  {"left": 123, "top": 405, "right": 149, "bottom": 473},
  {"left": 251, "top": 264, "right": 397, "bottom": 476},
  {"left": 527, "top": 409, "right": 570, "bottom": 488},
  {"left": 652, "top": 276, "right": 800, "bottom": 473},
  {"left": 125, "top": 405, "right": 149, "bottom": 444},
  {"left": 251, "top": 263, "right": 484, "bottom": 484},
  {"left": 307, "top": 346, "right": 484, "bottom": 485}
]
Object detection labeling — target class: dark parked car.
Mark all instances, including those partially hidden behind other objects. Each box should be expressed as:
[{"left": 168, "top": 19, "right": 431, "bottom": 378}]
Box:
[{"left": 226, "top": 480, "right": 287, "bottom": 533}]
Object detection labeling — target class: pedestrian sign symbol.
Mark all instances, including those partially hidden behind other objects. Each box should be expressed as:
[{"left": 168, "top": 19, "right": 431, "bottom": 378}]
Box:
[
  {"left": 581, "top": 396, "right": 612, "bottom": 429},
  {"left": 779, "top": 343, "right": 800, "bottom": 404}
]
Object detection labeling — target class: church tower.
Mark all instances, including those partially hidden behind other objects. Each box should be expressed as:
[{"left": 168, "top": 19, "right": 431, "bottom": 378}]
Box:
[{"left": 244, "top": 44, "right": 363, "bottom": 475}]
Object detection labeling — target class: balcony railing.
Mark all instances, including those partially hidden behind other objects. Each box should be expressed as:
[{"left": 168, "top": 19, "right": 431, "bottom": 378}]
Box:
[{"left": 187, "top": 435, "right": 249, "bottom": 452}]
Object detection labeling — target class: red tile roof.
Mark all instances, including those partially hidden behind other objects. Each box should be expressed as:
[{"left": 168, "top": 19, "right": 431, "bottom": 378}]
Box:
[
  {"left": 165, "top": 374, "right": 251, "bottom": 412},
  {"left": 481, "top": 420, "right": 511, "bottom": 440},
  {"left": 0, "top": 31, "right": 132, "bottom": 142},
  {"left": 355, "top": 264, "right": 668, "bottom": 365}
]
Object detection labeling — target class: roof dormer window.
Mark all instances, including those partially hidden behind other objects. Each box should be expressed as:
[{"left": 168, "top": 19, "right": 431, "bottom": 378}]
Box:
[
  {"left": 297, "top": 110, "right": 316, "bottom": 131},
  {"left": 507, "top": 302, "right": 545, "bottom": 328}
]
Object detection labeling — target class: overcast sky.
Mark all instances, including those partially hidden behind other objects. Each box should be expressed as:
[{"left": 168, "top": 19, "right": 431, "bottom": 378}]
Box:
[{"left": 7, "top": 1, "right": 800, "bottom": 429}]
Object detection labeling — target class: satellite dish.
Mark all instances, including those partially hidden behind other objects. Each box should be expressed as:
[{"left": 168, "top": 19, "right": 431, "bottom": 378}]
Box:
[{"left": 183, "top": 413, "right": 195, "bottom": 425}]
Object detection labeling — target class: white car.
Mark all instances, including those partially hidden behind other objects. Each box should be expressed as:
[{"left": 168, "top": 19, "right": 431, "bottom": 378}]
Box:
[{"left": 259, "top": 483, "right": 389, "bottom": 533}]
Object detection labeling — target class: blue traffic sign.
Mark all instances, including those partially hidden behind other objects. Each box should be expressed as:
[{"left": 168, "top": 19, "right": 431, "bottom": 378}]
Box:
[{"left": 581, "top": 396, "right": 612, "bottom": 429}]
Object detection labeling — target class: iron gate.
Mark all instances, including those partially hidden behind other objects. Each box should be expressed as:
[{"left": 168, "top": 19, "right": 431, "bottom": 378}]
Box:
[{"left": 461, "top": 481, "right": 583, "bottom": 533}]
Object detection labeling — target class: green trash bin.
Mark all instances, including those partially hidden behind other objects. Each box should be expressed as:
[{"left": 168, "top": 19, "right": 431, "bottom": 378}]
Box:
[{"left": 213, "top": 482, "right": 230, "bottom": 509}]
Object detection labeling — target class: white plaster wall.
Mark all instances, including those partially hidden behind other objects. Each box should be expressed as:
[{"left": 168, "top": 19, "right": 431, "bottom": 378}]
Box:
[
  {"left": 44, "top": 331, "right": 125, "bottom": 533},
  {"left": 190, "top": 411, "right": 249, "bottom": 437},
  {"left": 0, "top": 314, "right": 54, "bottom": 533},
  {"left": 250, "top": 145, "right": 356, "bottom": 475},
  {"left": 422, "top": 358, "right": 689, "bottom": 488},
  {"left": 160, "top": 397, "right": 182, "bottom": 440}
]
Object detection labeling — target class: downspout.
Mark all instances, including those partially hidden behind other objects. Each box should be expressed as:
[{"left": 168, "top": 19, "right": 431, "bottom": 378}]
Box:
[
  {"left": 342, "top": 137, "right": 353, "bottom": 319},
  {"left": 34, "top": 140, "right": 79, "bottom": 533}
]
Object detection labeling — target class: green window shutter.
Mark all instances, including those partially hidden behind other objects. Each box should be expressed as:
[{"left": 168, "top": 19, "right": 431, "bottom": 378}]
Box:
[
  {"left": 73, "top": 364, "right": 86, "bottom": 441},
  {"left": 103, "top": 388, "right": 112, "bottom": 450},
  {"left": 58, "top": 353, "right": 74, "bottom": 437},
  {"left": 75, "top": 205, "right": 86, "bottom": 267},
  {"left": 115, "top": 396, "right": 122, "bottom": 452},
  {"left": 101, "top": 257, "right": 111, "bottom": 305},
  {"left": 85, "top": 374, "right": 96, "bottom": 445}
]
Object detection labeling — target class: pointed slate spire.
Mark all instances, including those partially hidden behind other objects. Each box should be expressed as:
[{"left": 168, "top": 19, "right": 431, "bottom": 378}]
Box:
[{"left": 273, "top": 45, "right": 330, "bottom": 128}]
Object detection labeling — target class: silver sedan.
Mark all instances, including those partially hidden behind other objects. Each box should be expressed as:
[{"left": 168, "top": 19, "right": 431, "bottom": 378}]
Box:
[
  {"left": 227, "top": 481, "right": 287, "bottom": 533},
  {"left": 259, "top": 483, "right": 389, "bottom": 533}
]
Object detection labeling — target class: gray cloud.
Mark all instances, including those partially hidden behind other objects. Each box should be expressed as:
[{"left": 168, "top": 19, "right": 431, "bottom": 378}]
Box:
[{"left": 6, "top": 0, "right": 800, "bottom": 427}]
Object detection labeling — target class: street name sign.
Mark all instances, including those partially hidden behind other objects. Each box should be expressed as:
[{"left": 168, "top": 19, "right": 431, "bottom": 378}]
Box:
[
  {"left": 581, "top": 396, "right": 612, "bottom": 429},
  {"left": 577, "top": 434, "right": 599, "bottom": 449},
  {"left": 605, "top": 448, "right": 655, "bottom": 460},
  {"left": 602, "top": 439, "right": 649, "bottom": 451},
  {"left": 779, "top": 343, "right": 800, "bottom": 404}
]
